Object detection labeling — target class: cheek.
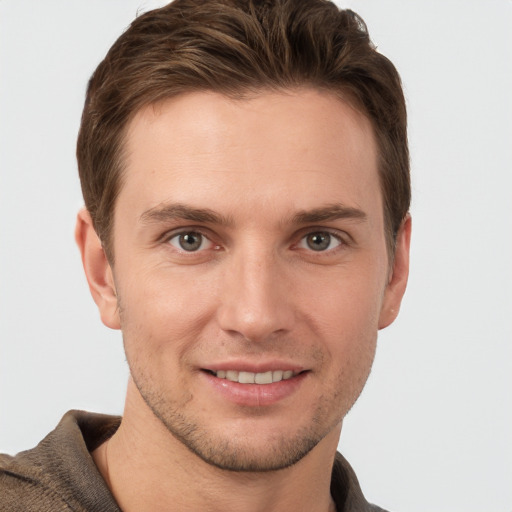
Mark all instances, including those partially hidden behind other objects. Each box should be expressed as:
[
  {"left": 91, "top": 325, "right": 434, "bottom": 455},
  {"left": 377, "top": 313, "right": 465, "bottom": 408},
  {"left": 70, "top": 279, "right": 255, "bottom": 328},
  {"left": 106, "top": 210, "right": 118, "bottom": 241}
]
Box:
[
  {"left": 299, "top": 266, "right": 384, "bottom": 380},
  {"left": 116, "top": 268, "right": 219, "bottom": 360},
  {"left": 302, "top": 268, "right": 385, "bottom": 337}
]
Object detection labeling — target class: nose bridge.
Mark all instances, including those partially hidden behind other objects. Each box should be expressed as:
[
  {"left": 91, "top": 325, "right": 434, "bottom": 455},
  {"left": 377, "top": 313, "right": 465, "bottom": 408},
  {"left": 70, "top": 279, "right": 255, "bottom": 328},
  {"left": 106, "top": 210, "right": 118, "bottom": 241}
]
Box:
[{"left": 217, "top": 242, "right": 293, "bottom": 341}]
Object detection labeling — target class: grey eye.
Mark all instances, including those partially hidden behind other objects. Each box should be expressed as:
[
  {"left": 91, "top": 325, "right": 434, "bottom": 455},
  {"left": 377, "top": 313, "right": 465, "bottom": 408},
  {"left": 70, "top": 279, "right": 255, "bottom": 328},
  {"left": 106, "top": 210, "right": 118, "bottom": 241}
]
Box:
[
  {"left": 299, "top": 232, "right": 341, "bottom": 252},
  {"left": 169, "top": 232, "right": 210, "bottom": 252}
]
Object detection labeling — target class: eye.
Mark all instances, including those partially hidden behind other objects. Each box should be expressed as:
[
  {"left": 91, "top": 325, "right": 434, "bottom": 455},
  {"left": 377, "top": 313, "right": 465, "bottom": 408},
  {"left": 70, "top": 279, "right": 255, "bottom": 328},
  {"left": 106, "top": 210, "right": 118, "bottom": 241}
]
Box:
[
  {"left": 298, "top": 231, "right": 342, "bottom": 252},
  {"left": 168, "top": 231, "right": 213, "bottom": 252}
]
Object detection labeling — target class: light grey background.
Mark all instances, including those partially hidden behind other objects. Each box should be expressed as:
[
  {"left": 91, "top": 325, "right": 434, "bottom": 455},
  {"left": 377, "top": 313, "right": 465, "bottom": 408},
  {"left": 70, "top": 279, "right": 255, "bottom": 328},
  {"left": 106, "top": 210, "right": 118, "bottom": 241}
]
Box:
[{"left": 1, "top": 1, "right": 511, "bottom": 511}]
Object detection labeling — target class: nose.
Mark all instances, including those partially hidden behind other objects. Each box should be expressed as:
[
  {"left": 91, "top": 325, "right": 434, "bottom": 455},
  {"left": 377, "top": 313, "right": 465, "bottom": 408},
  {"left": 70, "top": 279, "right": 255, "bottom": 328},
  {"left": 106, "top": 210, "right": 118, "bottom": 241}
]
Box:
[{"left": 216, "top": 246, "right": 295, "bottom": 343}]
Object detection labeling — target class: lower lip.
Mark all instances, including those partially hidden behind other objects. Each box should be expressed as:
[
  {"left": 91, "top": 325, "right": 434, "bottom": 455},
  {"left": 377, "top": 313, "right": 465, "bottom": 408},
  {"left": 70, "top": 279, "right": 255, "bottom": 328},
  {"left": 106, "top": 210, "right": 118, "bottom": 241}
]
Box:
[{"left": 202, "top": 371, "right": 308, "bottom": 407}]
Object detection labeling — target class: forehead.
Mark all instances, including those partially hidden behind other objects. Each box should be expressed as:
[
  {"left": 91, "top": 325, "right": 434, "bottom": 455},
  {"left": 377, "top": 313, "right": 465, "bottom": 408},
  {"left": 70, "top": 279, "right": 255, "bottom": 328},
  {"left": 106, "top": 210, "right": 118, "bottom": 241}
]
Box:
[{"left": 119, "top": 89, "right": 381, "bottom": 224}]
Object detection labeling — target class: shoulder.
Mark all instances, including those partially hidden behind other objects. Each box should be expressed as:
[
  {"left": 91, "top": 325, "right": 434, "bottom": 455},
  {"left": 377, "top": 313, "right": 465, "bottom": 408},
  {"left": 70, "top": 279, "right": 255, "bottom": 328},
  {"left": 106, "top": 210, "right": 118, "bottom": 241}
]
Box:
[
  {"left": 0, "top": 410, "right": 122, "bottom": 512},
  {"left": 0, "top": 452, "right": 71, "bottom": 511},
  {"left": 331, "top": 452, "right": 391, "bottom": 512}
]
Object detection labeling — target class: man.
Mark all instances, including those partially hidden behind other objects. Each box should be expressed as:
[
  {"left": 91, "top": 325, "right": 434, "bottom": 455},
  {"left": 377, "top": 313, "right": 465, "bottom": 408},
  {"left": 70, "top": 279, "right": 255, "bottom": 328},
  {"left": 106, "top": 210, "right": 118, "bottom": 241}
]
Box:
[{"left": 0, "top": 0, "right": 410, "bottom": 510}]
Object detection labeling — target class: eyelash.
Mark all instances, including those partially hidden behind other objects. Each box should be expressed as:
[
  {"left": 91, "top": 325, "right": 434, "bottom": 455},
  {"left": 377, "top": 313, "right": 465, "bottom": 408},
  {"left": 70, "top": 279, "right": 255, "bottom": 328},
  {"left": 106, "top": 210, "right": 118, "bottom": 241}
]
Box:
[
  {"left": 295, "top": 228, "right": 350, "bottom": 255},
  {"left": 164, "top": 229, "right": 218, "bottom": 253},
  {"left": 162, "top": 227, "right": 349, "bottom": 255}
]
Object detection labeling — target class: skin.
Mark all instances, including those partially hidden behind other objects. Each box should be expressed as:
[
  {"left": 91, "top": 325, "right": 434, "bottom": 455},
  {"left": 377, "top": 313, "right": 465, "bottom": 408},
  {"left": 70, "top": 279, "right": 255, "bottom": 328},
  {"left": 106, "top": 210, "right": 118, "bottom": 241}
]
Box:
[{"left": 76, "top": 89, "right": 411, "bottom": 512}]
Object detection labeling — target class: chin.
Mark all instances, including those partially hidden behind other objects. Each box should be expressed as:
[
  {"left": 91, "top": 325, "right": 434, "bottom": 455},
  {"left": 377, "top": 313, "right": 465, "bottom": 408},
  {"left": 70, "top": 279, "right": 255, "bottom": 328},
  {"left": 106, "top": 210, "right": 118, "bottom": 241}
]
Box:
[
  {"left": 164, "top": 418, "right": 324, "bottom": 473},
  {"left": 138, "top": 386, "right": 342, "bottom": 473}
]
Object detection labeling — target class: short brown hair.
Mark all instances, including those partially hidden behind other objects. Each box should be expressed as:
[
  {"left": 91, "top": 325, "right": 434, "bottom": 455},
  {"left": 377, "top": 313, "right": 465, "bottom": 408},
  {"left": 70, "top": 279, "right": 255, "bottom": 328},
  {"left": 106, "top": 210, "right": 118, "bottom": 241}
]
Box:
[{"left": 77, "top": 0, "right": 410, "bottom": 260}]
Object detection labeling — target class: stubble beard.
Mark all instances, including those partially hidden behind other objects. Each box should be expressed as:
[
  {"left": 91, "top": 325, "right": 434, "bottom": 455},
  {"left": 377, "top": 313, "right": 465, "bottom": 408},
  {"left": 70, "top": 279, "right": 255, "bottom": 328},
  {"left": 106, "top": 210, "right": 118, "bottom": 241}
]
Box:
[
  {"left": 119, "top": 300, "right": 377, "bottom": 473},
  {"left": 128, "top": 360, "right": 369, "bottom": 473},
  {"left": 131, "top": 371, "right": 334, "bottom": 472}
]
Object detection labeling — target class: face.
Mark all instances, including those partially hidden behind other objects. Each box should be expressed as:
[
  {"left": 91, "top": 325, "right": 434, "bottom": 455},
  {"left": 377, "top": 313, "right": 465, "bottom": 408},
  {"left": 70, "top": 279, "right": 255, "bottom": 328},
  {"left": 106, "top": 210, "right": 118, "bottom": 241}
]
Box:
[{"left": 81, "top": 89, "right": 410, "bottom": 472}]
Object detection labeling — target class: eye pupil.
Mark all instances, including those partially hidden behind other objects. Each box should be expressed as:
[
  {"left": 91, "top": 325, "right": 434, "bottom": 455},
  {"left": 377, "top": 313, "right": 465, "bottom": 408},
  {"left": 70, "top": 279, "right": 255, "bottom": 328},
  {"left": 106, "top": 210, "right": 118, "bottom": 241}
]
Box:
[
  {"left": 179, "top": 232, "right": 202, "bottom": 251},
  {"left": 307, "top": 232, "right": 330, "bottom": 251}
]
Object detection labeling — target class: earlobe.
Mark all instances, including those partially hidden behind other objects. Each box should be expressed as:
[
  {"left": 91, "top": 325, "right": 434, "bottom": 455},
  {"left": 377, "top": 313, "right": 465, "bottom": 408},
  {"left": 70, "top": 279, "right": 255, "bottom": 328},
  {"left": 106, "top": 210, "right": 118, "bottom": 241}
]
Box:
[
  {"left": 75, "top": 209, "right": 121, "bottom": 330},
  {"left": 378, "top": 214, "right": 412, "bottom": 330}
]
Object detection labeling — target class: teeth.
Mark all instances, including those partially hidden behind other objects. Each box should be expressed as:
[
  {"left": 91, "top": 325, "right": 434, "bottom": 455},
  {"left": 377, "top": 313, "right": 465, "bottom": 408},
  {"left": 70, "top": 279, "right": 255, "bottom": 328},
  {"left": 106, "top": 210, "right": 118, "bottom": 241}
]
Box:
[
  {"left": 239, "top": 371, "right": 255, "bottom": 384},
  {"left": 226, "top": 370, "right": 238, "bottom": 382},
  {"left": 272, "top": 370, "right": 283, "bottom": 382},
  {"left": 212, "top": 369, "right": 297, "bottom": 384},
  {"left": 255, "top": 371, "right": 272, "bottom": 384}
]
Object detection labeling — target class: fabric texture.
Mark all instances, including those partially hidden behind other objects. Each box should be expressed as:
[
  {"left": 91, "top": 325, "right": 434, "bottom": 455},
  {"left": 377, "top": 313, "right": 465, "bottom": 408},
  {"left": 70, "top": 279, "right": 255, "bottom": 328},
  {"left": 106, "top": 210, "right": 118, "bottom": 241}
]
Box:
[{"left": 1, "top": 410, "right": 387, "bottom": 511}]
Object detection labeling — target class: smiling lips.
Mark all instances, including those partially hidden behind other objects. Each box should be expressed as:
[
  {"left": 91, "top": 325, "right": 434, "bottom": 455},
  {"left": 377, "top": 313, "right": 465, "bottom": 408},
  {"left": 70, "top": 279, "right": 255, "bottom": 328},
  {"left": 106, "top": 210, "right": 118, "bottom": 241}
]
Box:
[
  {"left": 210, "top": 369, "right": 298, "bottom": 384},
  {"left": 203, "top": 367, "right": 307, "bottom": 406}
]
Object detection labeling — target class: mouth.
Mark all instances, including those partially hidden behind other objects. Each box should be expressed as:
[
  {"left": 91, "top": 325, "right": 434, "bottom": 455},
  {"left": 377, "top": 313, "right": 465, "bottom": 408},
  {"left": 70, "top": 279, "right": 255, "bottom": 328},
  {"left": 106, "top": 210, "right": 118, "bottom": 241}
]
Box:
[
  {"left": 201, "top": 366, "right": 309, "bottom": 406},
  {"left": 203, "top": 369, "right": 300, "bottom": 384}
]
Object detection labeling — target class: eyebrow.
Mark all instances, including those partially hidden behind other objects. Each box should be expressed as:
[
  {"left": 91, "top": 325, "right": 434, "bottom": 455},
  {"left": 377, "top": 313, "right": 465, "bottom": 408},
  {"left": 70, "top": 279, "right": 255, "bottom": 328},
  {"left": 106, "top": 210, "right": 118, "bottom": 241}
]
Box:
[
  {"left": 140, "top": 201, "right": 367, "bottom": 227},
  {"left": 291, "top": 204, "right": 367, "bottom": 225},
  {"left": 139, "top": 203, "right": 233, "bottom": 226}
]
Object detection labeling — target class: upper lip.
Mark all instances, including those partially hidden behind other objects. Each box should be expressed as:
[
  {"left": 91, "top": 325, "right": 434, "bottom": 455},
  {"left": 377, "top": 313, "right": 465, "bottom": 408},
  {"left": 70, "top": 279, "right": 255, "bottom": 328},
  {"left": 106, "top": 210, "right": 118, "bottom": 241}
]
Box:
[{"left": 200, "top": 360, "right": 306, "bottom": 373}]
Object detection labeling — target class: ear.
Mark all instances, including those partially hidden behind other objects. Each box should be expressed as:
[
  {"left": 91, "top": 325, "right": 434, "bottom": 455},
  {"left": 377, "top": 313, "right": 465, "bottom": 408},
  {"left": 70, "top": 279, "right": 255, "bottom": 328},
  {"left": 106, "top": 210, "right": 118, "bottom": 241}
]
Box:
[
  {"left": 378, "top": 214, "right": 412, "bottom": 330},
  {"left": 75, "top": 208, "right": 121, "bottom": 330}
]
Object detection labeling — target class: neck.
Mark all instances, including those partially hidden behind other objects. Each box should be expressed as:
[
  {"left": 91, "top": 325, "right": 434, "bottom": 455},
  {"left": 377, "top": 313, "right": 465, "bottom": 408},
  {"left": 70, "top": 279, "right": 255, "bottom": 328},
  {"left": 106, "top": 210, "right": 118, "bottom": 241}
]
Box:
[{"left": 93, "top": 380, "right": 341, "bottom": 512}]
